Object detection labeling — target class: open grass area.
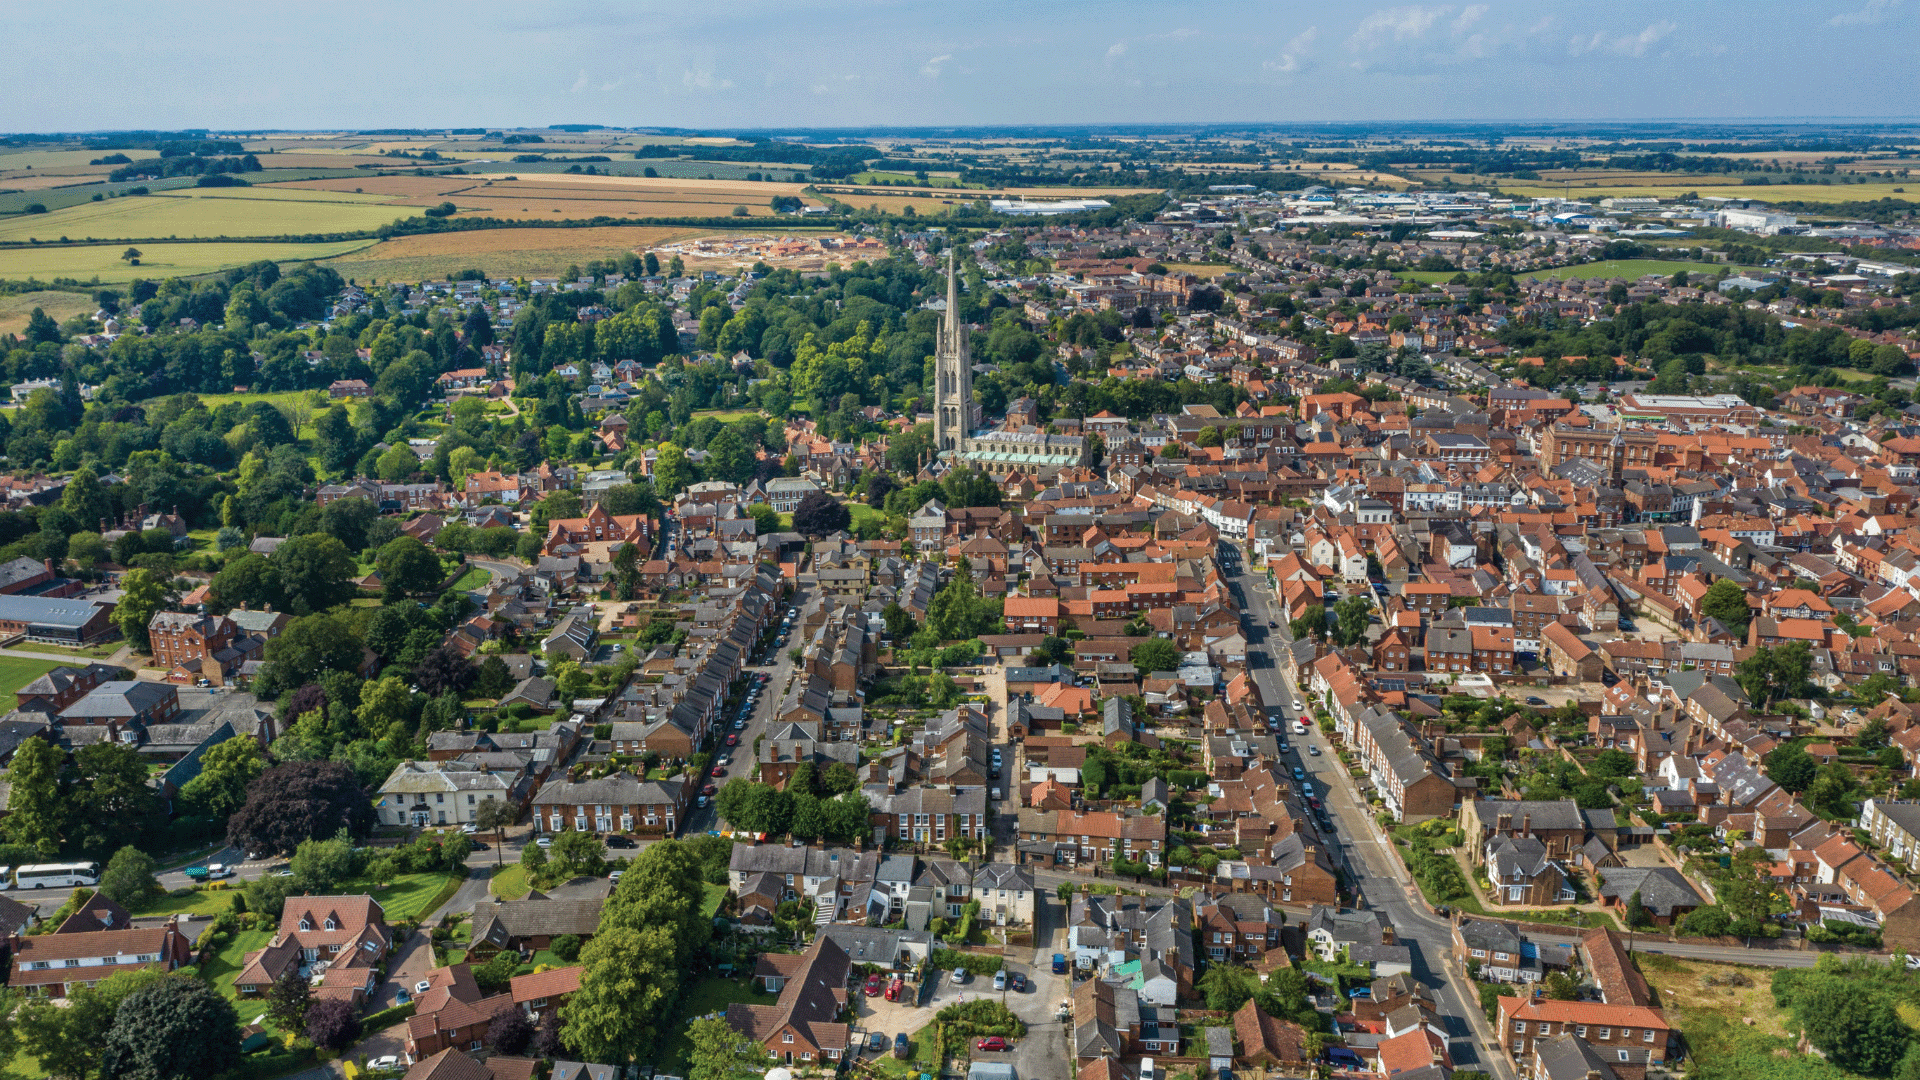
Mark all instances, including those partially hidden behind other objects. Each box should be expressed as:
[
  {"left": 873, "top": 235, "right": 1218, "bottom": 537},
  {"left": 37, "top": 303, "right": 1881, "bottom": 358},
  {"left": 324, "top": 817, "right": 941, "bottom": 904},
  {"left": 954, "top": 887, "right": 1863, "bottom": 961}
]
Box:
[
  {"left": 689, "top": 409, "right": 761, "bottom": 423},
  {"left": 0, "top": 239, "right": 377, "bottom": 284},
  {"left": 653, "top": 975, "right": 780, "bottom": 1071},
  {"left": 1163, "top": 261, "right": 1235, "bottom": 279},
  {"left": 132, "top": 884, "right": 244, "bottom": 918},
  {"left": 0, "top": 656, "right": 68, "bottom": 698},
  {"left": 320, "top": 225, "right": 707, "bottom": 282},
  {"left": 489, "top": 864, "right": 531, "bottom": 900},
  {"left": 1633, "top": 954, "right": 1826, "bottom": 1080},
  {"left": 0, "top": 190, "right": 422, "bottom": 243},
  {"left": 183, "top": 389, "right": 330, "bottom": 412},
  {"left": 848, "top": 502, "right": 887, "bottom": 535},
  {"left": 0, "top": 290, "right": 96, "bottom": 337},
  {"left": 450, "top": 566, "right": 491, "bottom": 592},
  {"left": 204, "top": 926, "right": 275, "bottom": 1007},
  {"left": 5, "top": 640, "right": 122, "bottom": 660},
  {"left": 701, "top": 881, "right": 726, "bottom": 920},
  {"left": 1523, "top": 259, "right": 1766, "bottom": 282}
]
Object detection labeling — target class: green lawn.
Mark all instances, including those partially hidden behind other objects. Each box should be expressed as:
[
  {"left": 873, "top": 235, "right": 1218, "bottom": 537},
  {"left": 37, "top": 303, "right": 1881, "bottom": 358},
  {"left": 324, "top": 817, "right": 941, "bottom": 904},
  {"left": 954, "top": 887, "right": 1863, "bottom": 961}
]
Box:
[
  {"left": 205, "top": 927, "right": 275, "bottom": 1014},
  {"left": 183, "top": 389, "right": 331, "bottom": 412},
  {"left": 690, "top": 409, "right": 761, "bottom": 423},
  {"left": 132, "top": 884, "right": 245, "bottom": 917},
  {"left": 653, "top": 976, "right": 780, "bottom": 1071},
  {"left": 450, "top": 566, "right": 492, "bottom": 592},
  {"left": 0, "top": 656, "right": 68, "bottom": 697},
  {"left": 847, "top": 503, "right": 887, "bottom": 534},
  {"left": 375, "top": 871, "right": 467, "bottom": 922},
  {"left": 3, "top": 640, "right": 121, "bottom": 659},
  {"left": 490, "top": 864, "right": 531, "bottom": 899},
  {"left": 700, "top": 881, "right": 726, "bottom": 919},
  {"left": 1521, "top": 259, "right": 1764, "bottom": 282}
]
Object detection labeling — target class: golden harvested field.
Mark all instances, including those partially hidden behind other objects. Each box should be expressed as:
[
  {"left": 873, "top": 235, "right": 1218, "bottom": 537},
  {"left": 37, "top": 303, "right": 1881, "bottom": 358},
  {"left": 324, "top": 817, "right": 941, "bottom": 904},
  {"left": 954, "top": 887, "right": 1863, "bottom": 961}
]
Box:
[
  {"left": 1636, "top": 953, "right": 1790, "bottom": 1040},
  {"left": 1494, "top": 180, "right": 1918, "bottom": 203},
  {"left": 464, "top": 172, "right": 816, "bottom": 197},
  {"left": 439, "top": 195, "right": 796, "bottom": 219},
  {"left": 0, "top": 173, "right": 119, "bottom": 191},
  {"left": 1163, "top": 262, "right": 1234, "bottom": 279},
  {"left": 0, "top": 190, "right": 421, "bottom": 242},
  {"left": 0, "top": 148, "right": 160, "bottom": 171},
  {"left": 267, "top": 176, "right": 484, "bottom": 198},
  {"left": 0, "top": 291, "right": 96, "bottom": 336},
  {"left": 319, "top": 226, "right": 709, "bottom": 282},
  {"left": 252, "top": 153, "right": 405, "bottom": 169},
  {"left": 0, "top": 240, "right": 376, "bottom": 283}
]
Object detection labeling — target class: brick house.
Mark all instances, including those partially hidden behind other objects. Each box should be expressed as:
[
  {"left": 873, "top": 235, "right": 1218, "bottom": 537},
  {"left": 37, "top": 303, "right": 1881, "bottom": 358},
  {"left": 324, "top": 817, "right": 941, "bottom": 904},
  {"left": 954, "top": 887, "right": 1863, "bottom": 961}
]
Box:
[
  {"left": 1194, "top": 892, "right": 1284, "bottom": 963},
  {"left": 147, "top": 611, "right": 238, "bottom": 672},
  {"left": 8, "top": 905, "right": 195, "bottom": 998},
  {"left": 1497, "top": 997, "right": 1671, "bottom": 1076},
  {"left": 235, "top": 895, "right": 390, "bottom": 1005},
  {"left": 530, "top": 770, "right": 692, "bottom": 837},
  {"left": 405, "top": 963, "right": 519, "bottom": 1058},
  {"left": 1003, "top": 597, "right": 1062, "bottom": 635},
  {"left": 724, "top": 935, "right": 852, "bottom": 1065},
  {"left": 511, "top": 964, "right": 583, "bottom": 1021}
]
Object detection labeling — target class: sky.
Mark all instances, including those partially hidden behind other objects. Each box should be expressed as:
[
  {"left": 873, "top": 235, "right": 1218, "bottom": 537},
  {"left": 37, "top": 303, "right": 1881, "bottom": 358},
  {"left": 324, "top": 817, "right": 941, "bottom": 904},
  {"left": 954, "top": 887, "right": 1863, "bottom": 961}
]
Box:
[{"left": 6, "top": 0, "right": 1918, "bottom": 132}]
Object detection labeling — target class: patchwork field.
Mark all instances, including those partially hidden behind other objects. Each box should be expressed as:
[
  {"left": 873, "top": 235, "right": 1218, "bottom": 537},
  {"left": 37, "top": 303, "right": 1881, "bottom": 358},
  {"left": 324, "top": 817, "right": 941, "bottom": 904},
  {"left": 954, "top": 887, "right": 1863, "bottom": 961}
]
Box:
[
  {"left": 318, "top": 225, "right": 710, "bottom": 281},
  {"left": 0, "top": 239, "right": 377, "bottom": 283},
  {"left": 1493, "top": 180, "right": 1917, "bottom": 203},
  {"left": 0, "top": 290, "right": 97, "bottom": 336},
  {"left": 0, "top": 189, "right": 423, "bottom": 243}
]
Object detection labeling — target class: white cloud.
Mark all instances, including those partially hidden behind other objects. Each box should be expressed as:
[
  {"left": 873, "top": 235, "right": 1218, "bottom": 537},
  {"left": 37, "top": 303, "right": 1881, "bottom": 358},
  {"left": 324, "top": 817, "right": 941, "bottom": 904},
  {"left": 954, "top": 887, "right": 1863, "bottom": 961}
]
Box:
[
  {"left": 1569, "top": 20, "right": 1675, "bottom": 56},
  {"left": 1831, "top": 0, "right": 1900, "bottom": 23},
  {"left": 922, "top": 53, "right": 953, "bottom": 77},
  {"left": 1264, "top": 26, "right": 1319, "bottom": 73},
  {"left": 682, "top": 68, "right": 732, "bottom": 90},
  {"left": 1105, "top": 41, "right": 1128, "bottom": 61},
  {"left": 1161, "top": 28, "right": 1200, "bottom": 39},
  {"left": 1453, "top": 4, "right": 1487, "bottom": 32},
  {"left": 1347, "top": 5, "right": 1451, "bottom": 50},
  {"left": 570, "top": 69, "right": 589, "bottom": 93}
]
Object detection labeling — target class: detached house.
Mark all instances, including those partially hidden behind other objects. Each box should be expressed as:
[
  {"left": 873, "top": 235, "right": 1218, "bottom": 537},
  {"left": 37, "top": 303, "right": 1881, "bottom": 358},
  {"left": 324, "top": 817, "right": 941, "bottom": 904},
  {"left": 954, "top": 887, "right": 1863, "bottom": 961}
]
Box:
[
  {"left": 724, "top": 935, "right": 852, "bottom": 1065},
  {"left": 235, "top": 895, "right": 391, "bottom": 1005}
]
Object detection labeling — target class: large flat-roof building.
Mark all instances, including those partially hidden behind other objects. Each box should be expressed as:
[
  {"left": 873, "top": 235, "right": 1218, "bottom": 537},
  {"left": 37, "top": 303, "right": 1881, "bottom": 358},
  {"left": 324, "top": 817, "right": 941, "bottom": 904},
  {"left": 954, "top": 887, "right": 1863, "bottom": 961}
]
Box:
[{"left": 0, "top": 595, "right": 115, "bottom": 646}]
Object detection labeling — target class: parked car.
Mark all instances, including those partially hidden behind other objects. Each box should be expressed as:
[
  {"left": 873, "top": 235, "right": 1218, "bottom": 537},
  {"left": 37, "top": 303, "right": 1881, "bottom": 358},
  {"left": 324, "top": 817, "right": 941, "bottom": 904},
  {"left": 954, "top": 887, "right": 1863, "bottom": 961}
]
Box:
[
  {"left": 606, "top": 836, "right": 637, "bottom": 849},
  {"left": 864, "top": 974, "right": 885, "bottom": 996},
  {"left": 460, "top": 823, "right": 478, "bottom": 835},
  {"left": 993, "top": 970, "right": 1007, "bottom": 991},
  {"left": 1009, "top": 972, "right": 1026, "bottom": 992},
  {"left": 369, "top": 1057, "right": 402, "bottom": 1072},
  {"left": 1348, "top": 988, "right": 1371, "bottom": 999},
  {"left": 951, "top": 967, "right": 968, "bottom": 985},
  {"left": 1308, "top": 746, "right": 1320, "bottom": 756},
  {"left": 535, "top": 837, "right": 552, "bottom": 848},
  {"left": 697, "top": 795, "right": 710, "bottom": 807},
  {"left": 893, "top": 1034, "right": 910, "bottom": 1059},
  {"left": 182, "top": 866, "right": 209, "bottom": 881},
  {"left": 702, "top": 783, "right": 717, "bottom": 795},
  {"left": 1526, "top": 696, "right": 1546, "bottom": 706},
  {"left": 726, "top": 734, "right": 739, "bottom": 746},
  {"left": 868, "top": 1032, "right": 888, "bottom": 1053},
  {"left": 976, "top": 1037, "right": 1010, "bottom": 1053},
  {"left": 415, "top": 980, "right": 433, "bottom": 995},
  {"left": 1292, "top": 766, "right": 1305, "bottom": 780},
  {"left": 711, "top": 766, "right": 726, "bottom": 777}
]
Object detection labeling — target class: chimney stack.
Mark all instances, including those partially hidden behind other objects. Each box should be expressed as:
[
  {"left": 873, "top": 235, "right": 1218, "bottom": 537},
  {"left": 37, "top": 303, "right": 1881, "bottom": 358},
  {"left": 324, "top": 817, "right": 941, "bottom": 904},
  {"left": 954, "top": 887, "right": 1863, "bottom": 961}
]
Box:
[{"left": 1521, "top": 813, "right": 1532, "bottom": 837}]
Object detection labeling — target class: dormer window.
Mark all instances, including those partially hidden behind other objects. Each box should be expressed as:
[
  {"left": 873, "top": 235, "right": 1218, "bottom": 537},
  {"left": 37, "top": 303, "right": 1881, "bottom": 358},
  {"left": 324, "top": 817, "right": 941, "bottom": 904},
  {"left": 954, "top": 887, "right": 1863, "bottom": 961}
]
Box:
[
  {"left": 299, "top": 918, "right": 312, "bottom": 931},
  {"left": 325, "top": 918, "right": 337, "bottom": 931}
]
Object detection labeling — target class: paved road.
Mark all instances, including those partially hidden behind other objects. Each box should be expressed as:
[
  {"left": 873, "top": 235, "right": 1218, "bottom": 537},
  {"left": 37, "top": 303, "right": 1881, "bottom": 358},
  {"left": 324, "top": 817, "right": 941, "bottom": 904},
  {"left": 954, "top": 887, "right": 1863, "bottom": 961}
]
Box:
[
  {"left": 1223, "top": 545, "right": 1512, "bottom": 1080},
  {"left": 694, "top": 579, "right": 808, "bottom": 835}
]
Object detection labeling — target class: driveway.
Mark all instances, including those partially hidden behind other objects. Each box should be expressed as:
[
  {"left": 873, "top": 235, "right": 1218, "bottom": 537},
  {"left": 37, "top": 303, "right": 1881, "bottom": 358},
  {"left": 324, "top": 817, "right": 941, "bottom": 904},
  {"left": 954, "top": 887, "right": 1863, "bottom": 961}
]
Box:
[{"left": 373, "top": 931, "right": 437, "bottom": 1010}]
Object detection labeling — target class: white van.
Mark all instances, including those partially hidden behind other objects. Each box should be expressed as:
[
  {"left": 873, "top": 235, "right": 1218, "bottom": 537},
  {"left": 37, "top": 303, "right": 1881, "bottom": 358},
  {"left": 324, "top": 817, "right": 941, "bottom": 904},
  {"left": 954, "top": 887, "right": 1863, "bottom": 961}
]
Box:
[{"left": 1141, "top": 1059, "right": 1157, "bottom": 1080}]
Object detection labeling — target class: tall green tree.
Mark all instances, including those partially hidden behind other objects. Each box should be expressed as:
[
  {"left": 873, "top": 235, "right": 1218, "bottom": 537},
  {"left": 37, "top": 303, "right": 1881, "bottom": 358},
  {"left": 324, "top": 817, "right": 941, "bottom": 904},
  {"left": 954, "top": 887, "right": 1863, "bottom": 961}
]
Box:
[
  {"left": 375, "top": 535, "right": 444, "bottom": 598},
  {"left": 1699, "top": 579, "right": 1752, "bottom": 632},
  {"left": 179, "top": 736, "right": 266, "bottom": 819},
  {"left": 18, "top": 968, "right": 164, "bottom": 1080},
  {"left": 1130, "top": 638, "right": 1181, "bottom": 675},
  {"left": 99, "top": 974, "right": 243, "bottom": 1080},
  {"left": 687, "top": 1016, "right": 772, "bottom": 1080},
  {"left": 4, "top": 735, "right": 67, "bottom": 855},
  {"left": 1764, "top": 742, "right": 1818, "bottom": 793},
  {"left": 271, "top": 534, "right": 358, "bottom": 615},
  {"left": 561, "top": 925, "right": 684, "bottom": 1063},
  {"left": 113, "top": 569, "right": 168, "bottom": 652},
  {"left": 98, "top": 846, "right": 160, "bottom": 907}
]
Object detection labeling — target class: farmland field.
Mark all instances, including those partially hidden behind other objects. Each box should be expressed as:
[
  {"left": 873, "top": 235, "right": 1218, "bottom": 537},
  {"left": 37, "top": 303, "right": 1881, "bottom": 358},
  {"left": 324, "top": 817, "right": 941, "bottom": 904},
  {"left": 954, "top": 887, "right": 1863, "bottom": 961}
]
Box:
[
  {"left": 0, "top": 189, "right": 423, "bottom": 242},
  {"left": 0, "top": 239, "right": 377, "bottom": 283},
  {"left": 1493, "top": 180, "right": 1919, "bottom": 203},
  {"left": 0, "top": 290, "right": 96, "bottom": 336},
  {"left": 319, "top": 225, "right": 710, "bottom": 281}
]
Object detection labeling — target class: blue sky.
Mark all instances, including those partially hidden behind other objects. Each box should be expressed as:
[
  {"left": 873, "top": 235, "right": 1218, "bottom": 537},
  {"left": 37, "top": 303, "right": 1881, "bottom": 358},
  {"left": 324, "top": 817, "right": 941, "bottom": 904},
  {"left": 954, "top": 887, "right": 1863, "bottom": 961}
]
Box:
[{"left": 8, "top": 0, "right": 1917, "bottom": 131}]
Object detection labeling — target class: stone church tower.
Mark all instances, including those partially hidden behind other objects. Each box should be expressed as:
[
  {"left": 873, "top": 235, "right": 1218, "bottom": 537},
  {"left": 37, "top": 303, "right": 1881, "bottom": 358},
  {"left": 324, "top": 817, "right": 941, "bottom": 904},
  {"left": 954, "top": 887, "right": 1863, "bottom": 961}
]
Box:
[{"left": 933, "top": 249, "right": 972, "bottom": 453}]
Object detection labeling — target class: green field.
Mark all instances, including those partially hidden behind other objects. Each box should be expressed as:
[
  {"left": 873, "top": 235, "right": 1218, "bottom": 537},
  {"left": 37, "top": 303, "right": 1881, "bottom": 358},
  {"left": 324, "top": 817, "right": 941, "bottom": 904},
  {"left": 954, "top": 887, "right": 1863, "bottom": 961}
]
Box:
[
  {"left": 0, "top": 239, "right": 378, "bottom": 283},
  {"left": 450, "top": 566, "right": 492, "bottom": 592},
  {"left": 0, "top": 656, "right": 67, "bottom": 697},
  {"left": 848, "top": 502, "right": 887, "bottom": 534},
  {"left": 1522, "top": 259, "right": 1762, "bottom": 281},
  {"left": 689, "top": 409, "right": 762, "bottom": 423},
  {"left": 184, "top": 389, "right": 331, "bottom": 411},
  {"left": 0, "top": 189, "right": 422, "bottom": 243}
]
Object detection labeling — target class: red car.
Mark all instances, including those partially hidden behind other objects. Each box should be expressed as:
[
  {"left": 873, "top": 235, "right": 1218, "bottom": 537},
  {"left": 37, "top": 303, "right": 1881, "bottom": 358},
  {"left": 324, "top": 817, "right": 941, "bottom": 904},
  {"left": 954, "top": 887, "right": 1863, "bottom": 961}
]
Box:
[
  {"left": 726, "top": 734, "right": 739, "bottom": 746},
  {"left": 702, "top": 783, "right": 717, "bottom": 795},
  {"left": 864, "top": 974, "right": 885, "bottom": 996},
  {"left": 975, "top": 1038, "right": 1010, "bottom": 1053},
  {"left": 711, "top": 766, "right": 726, "bottom": 777}
]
